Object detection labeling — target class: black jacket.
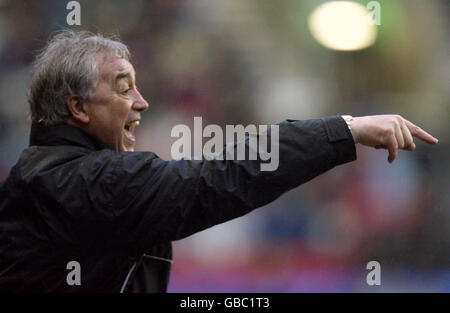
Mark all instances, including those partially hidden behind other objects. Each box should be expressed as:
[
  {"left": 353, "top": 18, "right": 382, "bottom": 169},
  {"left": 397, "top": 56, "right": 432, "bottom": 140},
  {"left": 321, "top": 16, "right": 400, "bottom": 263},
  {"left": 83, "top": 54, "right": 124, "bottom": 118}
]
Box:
[{"left": 0, "top": 116, "right": 356, "bottom": 292}]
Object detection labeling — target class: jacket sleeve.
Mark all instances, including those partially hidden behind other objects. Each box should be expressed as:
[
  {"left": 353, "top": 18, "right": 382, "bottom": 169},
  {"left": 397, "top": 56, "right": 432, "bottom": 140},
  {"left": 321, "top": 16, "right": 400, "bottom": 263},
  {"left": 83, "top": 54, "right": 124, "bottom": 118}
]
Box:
[{"left": 80, "top": 116, "right": 356, "bottom": 251}]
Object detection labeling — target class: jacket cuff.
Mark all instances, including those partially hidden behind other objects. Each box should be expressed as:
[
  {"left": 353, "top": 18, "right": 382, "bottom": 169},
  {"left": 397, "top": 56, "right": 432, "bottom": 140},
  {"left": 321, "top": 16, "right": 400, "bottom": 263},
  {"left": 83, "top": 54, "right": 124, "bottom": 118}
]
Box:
[{"left": 321, "top": 115, "right": 357, "bottom": 165}]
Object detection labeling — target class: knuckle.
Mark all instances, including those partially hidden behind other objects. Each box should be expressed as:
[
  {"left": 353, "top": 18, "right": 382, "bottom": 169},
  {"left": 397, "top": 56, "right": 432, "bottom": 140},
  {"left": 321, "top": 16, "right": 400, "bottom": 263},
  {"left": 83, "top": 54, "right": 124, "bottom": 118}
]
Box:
[
  {"left": 389, "top": 119, "right": 398, "bottom": 127},
  {"left": 383, "top": 128, "right": 394, "bottom": 137},
  {"left": 379, "top": 135, "right": 388, "bottom": 144}
]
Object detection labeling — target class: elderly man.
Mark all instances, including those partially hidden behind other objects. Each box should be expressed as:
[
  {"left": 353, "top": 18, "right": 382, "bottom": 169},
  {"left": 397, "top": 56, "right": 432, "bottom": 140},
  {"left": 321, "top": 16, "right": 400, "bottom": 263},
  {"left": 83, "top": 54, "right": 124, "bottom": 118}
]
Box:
[{"left": 0, "top": 31, "right": 437, "bottom": 292}]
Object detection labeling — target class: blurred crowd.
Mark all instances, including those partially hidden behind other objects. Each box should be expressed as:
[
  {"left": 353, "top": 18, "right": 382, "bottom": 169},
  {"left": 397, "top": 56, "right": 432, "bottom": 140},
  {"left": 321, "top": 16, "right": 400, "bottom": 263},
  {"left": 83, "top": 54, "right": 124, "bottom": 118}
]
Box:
[{"left": 0, "top": 0, "right": 448, "bottom": 292}]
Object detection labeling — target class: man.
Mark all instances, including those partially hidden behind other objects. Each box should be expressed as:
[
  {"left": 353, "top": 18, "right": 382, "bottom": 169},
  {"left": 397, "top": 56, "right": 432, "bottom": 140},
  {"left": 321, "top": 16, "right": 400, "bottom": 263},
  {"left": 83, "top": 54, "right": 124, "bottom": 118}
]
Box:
[{"left": 0, "top": 31, "right": 438, "bottom": 292}]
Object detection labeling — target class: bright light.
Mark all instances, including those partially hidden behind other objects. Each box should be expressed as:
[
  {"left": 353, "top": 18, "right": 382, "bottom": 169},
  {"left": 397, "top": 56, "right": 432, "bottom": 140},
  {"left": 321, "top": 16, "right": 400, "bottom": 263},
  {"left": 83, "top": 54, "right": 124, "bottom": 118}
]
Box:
[{"left": 308, "top": 1, "right": 378, "bottom": 51}]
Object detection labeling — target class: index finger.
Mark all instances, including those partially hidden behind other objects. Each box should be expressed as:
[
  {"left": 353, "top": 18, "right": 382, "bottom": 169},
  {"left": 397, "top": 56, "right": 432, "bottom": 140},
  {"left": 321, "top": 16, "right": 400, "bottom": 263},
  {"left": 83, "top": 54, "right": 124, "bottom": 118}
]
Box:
[{"left": 404, "top": 120, "right": 438, "bottom": 144}]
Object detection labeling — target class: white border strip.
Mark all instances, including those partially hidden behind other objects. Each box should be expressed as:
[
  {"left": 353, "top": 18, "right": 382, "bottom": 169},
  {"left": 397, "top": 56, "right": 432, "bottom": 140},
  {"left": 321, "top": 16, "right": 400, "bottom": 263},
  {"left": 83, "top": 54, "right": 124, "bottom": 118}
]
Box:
[
  {"left": 120, "top": 262, "right": 136, "bottom": 293},
  {"left": 142, "top": 254, "right": 173, "bottom": 264}
]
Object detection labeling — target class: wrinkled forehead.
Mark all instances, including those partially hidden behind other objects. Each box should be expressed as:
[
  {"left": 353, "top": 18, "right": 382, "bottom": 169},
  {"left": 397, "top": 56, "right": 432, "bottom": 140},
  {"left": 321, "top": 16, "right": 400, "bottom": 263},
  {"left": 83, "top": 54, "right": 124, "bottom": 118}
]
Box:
[{"left": 98, "top": 55, "right": 136, "bottom": 82}]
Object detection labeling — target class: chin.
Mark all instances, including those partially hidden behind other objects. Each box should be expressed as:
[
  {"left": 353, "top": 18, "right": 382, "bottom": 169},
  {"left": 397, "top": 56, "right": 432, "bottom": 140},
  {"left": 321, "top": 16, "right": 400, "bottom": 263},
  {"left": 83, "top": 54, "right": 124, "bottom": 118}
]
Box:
[{"left": 123, "top": 145, "right": 135, "bottom": 152}]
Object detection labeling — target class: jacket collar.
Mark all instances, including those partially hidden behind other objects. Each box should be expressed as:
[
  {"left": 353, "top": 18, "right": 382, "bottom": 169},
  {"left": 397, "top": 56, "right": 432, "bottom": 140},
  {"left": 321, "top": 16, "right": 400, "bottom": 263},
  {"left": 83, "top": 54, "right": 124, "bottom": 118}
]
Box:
[{"left": 29, "top": 122, "right": 110, "bottom": 151}]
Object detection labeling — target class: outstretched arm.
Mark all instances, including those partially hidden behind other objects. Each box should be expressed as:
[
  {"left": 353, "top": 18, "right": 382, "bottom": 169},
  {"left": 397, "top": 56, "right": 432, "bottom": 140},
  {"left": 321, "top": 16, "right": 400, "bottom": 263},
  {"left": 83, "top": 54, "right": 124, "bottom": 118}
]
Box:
[
  {"left": 58, "top": 115, "right": 437, "bottom": 254},
  {"left": 99, "top": 116, "right": 356, "bottom": 250}
]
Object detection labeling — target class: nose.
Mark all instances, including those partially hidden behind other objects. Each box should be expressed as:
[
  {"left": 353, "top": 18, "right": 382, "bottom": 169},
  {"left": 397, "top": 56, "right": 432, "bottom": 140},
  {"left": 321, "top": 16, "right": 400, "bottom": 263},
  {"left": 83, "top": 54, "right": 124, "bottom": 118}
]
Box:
[{"left": 132, "top": 89, "right": 149, "bottom": 112}]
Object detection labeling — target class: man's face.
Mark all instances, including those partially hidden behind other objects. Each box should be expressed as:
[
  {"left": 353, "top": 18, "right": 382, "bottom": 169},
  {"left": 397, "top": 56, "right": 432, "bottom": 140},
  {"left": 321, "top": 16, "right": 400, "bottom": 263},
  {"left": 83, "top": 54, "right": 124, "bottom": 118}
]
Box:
[{"left": 84, "top": 57, "right": 149, "bottom": 152}]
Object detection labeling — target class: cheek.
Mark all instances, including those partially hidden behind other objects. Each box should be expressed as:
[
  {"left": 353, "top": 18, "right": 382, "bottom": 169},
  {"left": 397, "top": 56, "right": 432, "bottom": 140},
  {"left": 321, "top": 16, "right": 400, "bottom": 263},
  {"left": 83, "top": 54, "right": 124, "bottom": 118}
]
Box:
[
  {"left": 114, "top": 104, "right": 131, "bottom": 133},
  {"left": 105, "top": 100, "right": 130, "bottom": 125},
  {"left": 118, "top": 103, "right": 131, "bottom": 121},
  {"left": 93, "top": 105, "right": 123, "bottom": 135},
  {"left": 90, "top": 97, "right": 131, "bottom": 135}
]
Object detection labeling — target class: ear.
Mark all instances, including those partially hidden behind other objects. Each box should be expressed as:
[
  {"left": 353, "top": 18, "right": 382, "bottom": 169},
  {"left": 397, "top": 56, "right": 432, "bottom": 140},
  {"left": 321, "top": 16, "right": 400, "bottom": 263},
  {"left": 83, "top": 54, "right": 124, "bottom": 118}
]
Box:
[{"left": 66, "top": 95, "right": 90, "bottom": 124}]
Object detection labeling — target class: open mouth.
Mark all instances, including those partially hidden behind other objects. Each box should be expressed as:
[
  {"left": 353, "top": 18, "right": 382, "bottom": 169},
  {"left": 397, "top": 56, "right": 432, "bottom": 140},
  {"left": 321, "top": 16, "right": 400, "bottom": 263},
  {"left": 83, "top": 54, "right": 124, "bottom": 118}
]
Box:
[{"left": 124, "top": 120, "right": 140, "bottom": 144}]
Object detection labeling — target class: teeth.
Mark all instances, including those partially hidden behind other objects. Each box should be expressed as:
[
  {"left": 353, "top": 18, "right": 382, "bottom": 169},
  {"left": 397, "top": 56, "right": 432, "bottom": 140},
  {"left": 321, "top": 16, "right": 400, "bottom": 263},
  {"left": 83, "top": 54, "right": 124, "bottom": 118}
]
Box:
[{"left": 125, "top": 120, "right": 140, "bottom": 131}]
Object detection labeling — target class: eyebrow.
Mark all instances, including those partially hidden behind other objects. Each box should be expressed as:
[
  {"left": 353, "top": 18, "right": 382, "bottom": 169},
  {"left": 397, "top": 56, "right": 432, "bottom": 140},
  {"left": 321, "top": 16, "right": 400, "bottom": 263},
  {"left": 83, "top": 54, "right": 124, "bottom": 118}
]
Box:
[{"left": 114, "top": 72, "right": 133, "bottom": 83}]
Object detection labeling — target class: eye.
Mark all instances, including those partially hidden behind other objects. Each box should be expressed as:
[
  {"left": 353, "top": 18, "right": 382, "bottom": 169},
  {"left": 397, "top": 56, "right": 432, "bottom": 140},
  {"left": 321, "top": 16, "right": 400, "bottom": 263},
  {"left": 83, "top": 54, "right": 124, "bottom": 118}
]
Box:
[{"left": 121, "top": 87, "right": 132, "bottom": 95}]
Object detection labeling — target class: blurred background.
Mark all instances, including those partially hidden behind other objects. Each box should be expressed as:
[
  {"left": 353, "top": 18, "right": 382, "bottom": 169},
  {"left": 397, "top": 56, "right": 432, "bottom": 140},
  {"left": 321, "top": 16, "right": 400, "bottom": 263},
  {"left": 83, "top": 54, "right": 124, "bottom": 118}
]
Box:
[{"left": 0, "top": 0, "right": 448, "bottom": 292}]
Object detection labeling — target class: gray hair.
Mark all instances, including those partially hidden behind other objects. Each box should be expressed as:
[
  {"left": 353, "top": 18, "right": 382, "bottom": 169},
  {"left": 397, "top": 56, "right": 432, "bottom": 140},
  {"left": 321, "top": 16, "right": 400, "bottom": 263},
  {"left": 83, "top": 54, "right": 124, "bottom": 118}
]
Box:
[{"left": 28, "top": 30, "right": 130, "bottom": 125}]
